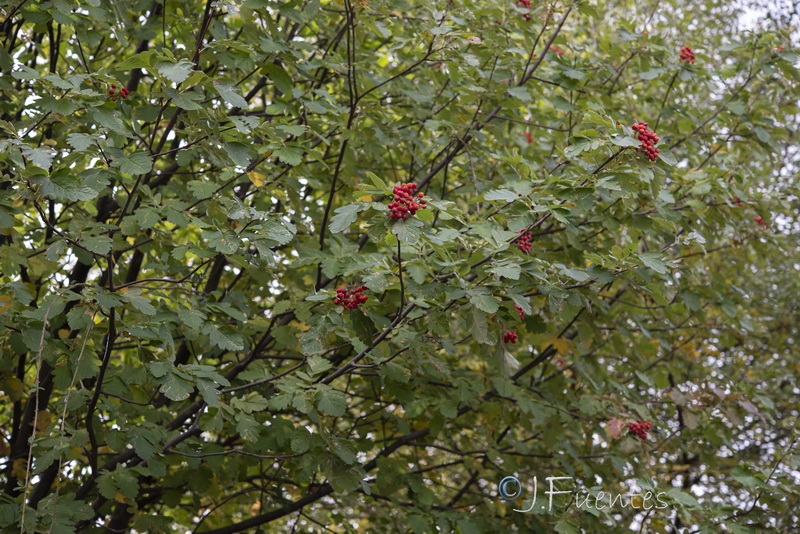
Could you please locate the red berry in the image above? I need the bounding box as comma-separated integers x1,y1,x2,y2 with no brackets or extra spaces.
503,331,518,344
388,182,428,220
628,419,653,440
516,230,533,254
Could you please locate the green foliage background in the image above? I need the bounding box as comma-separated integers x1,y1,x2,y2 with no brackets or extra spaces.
0,0,798,532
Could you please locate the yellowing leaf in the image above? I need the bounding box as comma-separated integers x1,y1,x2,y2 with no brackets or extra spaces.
606,417,626,439
5,376,23,402
11,458,27,480
542,337,571,355
0,295,11,313
248,171,267,187
35,410,53,433
358,194,372,202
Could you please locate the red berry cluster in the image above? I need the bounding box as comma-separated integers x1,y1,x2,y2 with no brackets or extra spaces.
775,45,785,52
514,305,524,319
522,132,532,144
550,46,565,56
753,216,769,230
728,196,743,207
388,182,427,220
631,121,660,161
334,285,368,310
628,419,653,440
503,331,518,344
679,46,696,64
556,356,567,369
517,0,531,21
516,230,533,253
108,84,130,102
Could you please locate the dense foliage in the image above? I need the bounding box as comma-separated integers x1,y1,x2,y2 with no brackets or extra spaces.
0,0,798,532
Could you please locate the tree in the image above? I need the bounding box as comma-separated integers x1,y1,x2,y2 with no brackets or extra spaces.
0,0,798,532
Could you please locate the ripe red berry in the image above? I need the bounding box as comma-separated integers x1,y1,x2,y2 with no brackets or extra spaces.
516,0,531,20
631,121,660,161
628,419,653,440
335,285,369,310
503,331,518,344
514,305,524,319
522,132,532,144
679,46,696,64
388,182,427,220
516,230,533,254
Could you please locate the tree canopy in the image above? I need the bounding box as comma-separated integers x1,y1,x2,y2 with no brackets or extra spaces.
0,0,798,532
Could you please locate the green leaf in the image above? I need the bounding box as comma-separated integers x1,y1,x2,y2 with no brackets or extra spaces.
274,146,304,166
115,151,153,175
215,82,248,108
639,252,668,274
666,488,700,508
224,142,254,167
318,388,346,416
22,146,55,170
207,325,245,351
157,60,194,84
726,101,746,115
329,204,363,233
658,148,678,165
392,218,424,244
469,292,499,313
230,393,269,414
264,64,293,93
82,236,113,255
124,289,156,315
491,263,521,280
159,373,194,401
167,88,204,110
130,428,159,461
484,189,518,202
97,472,117,500
610,135,641,147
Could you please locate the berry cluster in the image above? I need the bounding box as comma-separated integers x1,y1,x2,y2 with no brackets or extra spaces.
728,196,743,207
631,121,660,161
556,356,567,369
334,285,368,310
517,0,532,21
514,305,525,319
503,331,518,344
679,46,696,64
516,230,533,253
775,45,785,52
628,419,653,440
388,182,427,220
753,216,769,230
522,132,532,144
550,46,565,56
108,84,130,102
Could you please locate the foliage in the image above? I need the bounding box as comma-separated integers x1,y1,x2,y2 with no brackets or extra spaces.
0,0,798,532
